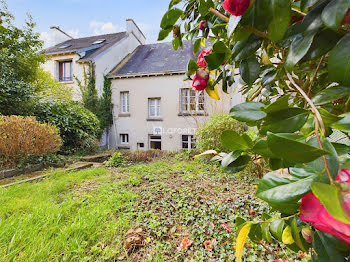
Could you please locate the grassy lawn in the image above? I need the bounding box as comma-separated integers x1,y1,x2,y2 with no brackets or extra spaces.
0,158,293,261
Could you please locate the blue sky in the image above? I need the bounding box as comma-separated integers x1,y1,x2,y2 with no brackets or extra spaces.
6,0,171,47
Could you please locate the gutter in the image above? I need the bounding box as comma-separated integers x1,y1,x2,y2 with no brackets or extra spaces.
108,70,186,79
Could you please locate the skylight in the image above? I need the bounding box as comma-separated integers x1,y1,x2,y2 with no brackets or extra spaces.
58,44,72,49
92,39,106,45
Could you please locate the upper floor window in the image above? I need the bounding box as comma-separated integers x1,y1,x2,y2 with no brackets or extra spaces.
149,98,161,118
58,61,72,82
120,92,129,114
180,88,204,114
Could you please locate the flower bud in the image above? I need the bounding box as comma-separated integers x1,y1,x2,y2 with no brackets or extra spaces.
199,20,208,31
301,227,314,243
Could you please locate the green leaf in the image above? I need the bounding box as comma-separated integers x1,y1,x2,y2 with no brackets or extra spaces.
240,57,260,86
198,0,214,16
261,108,310,134
264,95,290,113
252,140,277,158
226,155,251,173
221,130,252,151
221,151,242,168
160,8,183,29
193,38,202,54
204,41,230,70
172,37,180,50
268,0,291,42
158,28,172,41
312,86,350,105
332,142,350,156
291,218,309,252
311,182,350,224
227,16,241,38
321,0,350,31
302,29,342,61
329,33,350,86
301,0,329,32
232,35,263,61
286,30,317,72
313,230,345,262
187,59,199,76
267,133,329,163
256,169,321,213
230,102,267,123
331,112,350,133
301,0,320,11
269,219,285,240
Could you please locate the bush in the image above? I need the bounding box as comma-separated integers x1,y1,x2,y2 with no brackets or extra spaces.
106,152,124,167
31,100,101,154
196,114,246,152
123,150,170,163
0,116,61,167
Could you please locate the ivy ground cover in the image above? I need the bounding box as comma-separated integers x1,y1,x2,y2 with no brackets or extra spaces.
0,158,310,261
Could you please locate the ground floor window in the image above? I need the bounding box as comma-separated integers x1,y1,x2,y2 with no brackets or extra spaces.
120,134,129,144
149,135,161,150
182,135,195,150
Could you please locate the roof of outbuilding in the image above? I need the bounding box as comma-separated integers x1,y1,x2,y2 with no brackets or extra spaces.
111,41,196,77
45,32,127,61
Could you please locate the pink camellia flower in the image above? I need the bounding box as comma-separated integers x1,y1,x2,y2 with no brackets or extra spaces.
223,0,250,17
197,49,212,68
192,69,209,91
343,9,350,24
300,169,350,244
199,20,208,31
273,260,287,262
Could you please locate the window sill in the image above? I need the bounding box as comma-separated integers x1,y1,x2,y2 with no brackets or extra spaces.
147,118,163,121
178,112,208,116
59,81,74,84
119,113,131,117
118,145,130,149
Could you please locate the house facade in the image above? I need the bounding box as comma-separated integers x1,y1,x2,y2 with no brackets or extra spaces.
108,41,235,151
43,19,145,99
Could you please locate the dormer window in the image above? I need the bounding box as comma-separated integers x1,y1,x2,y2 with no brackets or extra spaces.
92,39,106,45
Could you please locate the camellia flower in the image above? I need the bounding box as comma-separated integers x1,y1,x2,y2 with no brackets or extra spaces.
300,169,350,244
273,260,287,262
343,9,350,24
223,0,250,17
199,20,208,31
192,69,209,91
197,49,212,68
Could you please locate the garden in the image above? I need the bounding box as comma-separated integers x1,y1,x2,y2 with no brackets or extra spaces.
1,0,350,261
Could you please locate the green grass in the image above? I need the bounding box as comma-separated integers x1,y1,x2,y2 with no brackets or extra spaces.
0,159,300,261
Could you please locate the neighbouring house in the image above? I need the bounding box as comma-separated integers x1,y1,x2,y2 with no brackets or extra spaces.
107,41,236,151
43,19,145,99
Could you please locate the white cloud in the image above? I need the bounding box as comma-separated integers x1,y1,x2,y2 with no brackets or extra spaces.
89,21,124,35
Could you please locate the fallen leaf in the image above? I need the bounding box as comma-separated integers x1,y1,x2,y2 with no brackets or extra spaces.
222,223,231,233
180,238,193,249
204,240,213,251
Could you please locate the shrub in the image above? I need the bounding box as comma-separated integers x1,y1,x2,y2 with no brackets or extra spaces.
0,116,61,167
31,100,101,154
196,114,246,152
123,150,169,163
106,152,124,167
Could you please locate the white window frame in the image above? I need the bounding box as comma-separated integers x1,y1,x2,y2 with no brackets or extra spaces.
148,98,161,118
120,134,129,145
180,88,204,114
182,135,196,150
149,135,162,149
120,92,129,114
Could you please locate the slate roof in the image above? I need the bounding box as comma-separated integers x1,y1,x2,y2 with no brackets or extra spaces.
111,41,196,77
45,32,127,61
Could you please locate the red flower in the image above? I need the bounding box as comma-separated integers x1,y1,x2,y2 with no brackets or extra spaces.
273,260,287,262
223,0,250,17
290,15,303,25
192,69,209,91
199,20,208,31
197,49,212,68
222,223,231,233
343,9,350,24
300,169,350,244
180,238,193,249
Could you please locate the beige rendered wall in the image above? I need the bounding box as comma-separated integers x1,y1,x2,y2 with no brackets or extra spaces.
42,53,89,100
110,74,233,151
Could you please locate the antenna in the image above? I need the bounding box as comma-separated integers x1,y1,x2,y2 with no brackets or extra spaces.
50,26,74,40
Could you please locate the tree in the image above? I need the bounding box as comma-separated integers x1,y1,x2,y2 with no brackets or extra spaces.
160,0,350,260
0,1,45,115
97,75,113,130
